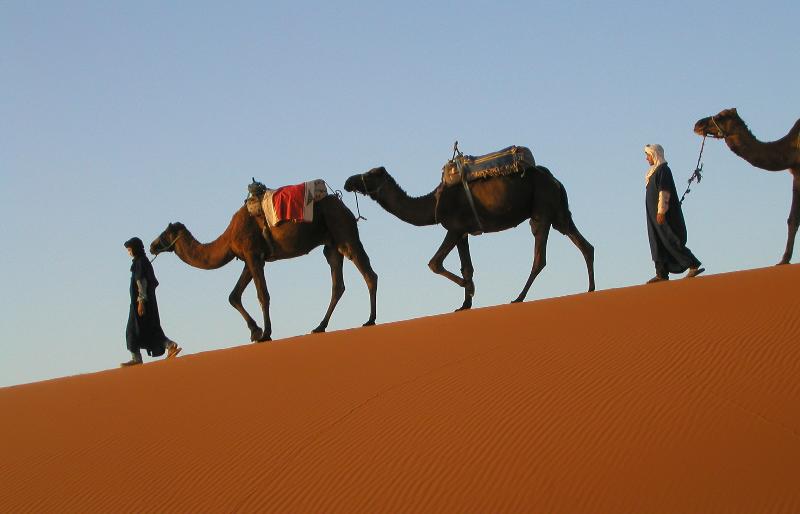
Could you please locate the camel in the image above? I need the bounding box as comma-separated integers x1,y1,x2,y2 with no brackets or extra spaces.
150,197,378,342
694,108,800,264
344,164,595,311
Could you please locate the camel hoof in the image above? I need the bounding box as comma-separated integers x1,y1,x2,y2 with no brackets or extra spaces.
362,320,376,327
776,260,790,266
511,297,524,304
250,327,264,342
311,326,326,334
254,337,272,344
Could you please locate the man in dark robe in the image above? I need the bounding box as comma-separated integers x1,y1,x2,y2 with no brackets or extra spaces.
122,237,181,366
644,144,705,283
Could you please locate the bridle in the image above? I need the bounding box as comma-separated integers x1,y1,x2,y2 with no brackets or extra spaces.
709,115,727,139
149,233,182,262
360,173,388,196
351,171,389,223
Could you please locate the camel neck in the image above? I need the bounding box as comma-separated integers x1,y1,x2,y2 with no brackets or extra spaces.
725,119,799,172
173,216,238,270
373,176,438,226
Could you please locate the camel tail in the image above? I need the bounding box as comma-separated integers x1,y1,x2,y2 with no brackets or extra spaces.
554,184,575,235
536,165,574,235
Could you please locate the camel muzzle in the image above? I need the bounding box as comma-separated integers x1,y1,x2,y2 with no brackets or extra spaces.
343,176,362,194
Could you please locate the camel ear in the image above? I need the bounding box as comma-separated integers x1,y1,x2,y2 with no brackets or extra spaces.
731,107,738,113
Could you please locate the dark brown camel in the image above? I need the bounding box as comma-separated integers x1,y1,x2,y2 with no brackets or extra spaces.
694,108,800,264
344,165,594,310
150,197,378,341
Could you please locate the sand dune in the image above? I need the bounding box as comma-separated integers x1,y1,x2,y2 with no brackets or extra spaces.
2,265,800,513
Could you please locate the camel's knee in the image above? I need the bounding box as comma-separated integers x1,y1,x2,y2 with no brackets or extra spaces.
428,258,444,274
365,271,378,291
228,291,242,307
585,242,595,261
253,288,271,307
333,283,345,299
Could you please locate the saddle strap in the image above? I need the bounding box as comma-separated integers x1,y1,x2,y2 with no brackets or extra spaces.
457,158,484,235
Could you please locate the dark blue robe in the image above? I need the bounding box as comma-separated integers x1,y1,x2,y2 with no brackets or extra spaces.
126,256,168,357
646,164,701,276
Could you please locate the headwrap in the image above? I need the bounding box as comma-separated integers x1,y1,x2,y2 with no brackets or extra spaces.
644,144,667,185
124,237,146,258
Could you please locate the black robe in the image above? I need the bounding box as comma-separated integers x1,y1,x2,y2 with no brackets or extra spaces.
645,163,701,275
126,256,168,357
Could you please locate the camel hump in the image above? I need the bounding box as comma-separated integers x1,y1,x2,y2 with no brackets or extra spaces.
442,145,535,186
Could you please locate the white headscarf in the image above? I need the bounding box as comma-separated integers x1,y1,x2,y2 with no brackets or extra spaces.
644,144,667,185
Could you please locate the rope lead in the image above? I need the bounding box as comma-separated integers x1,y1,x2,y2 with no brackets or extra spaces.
353,191,367,222
680,135,707,204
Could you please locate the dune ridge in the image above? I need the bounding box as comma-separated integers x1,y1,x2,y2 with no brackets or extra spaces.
2,265,799,513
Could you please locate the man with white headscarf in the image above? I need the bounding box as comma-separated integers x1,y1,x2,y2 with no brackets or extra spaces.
644,144,704,283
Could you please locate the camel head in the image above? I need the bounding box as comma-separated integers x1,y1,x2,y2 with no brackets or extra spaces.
344,167,389,198
694,108,741,139
150,222,186,255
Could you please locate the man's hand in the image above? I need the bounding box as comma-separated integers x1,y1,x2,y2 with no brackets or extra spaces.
656,212,666,225
137,300,146,317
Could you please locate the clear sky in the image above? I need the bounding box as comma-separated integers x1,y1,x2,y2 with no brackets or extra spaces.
2,1,798,387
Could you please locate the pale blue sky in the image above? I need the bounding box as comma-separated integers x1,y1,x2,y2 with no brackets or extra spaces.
2,1,798,387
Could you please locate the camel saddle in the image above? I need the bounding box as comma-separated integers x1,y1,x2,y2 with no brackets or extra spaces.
246,179,327,227
441,145,535,187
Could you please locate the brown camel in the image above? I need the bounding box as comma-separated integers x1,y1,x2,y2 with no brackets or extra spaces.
150,197,378,342
344,164,595,311
694,108,800,264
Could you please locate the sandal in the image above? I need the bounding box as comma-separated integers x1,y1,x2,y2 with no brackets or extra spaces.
166,342,182,359
685,267,705,279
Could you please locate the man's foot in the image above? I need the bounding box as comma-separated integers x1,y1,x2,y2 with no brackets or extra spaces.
685,267,705,279
120,357,143,367
166,342,182,359
646,275,669,284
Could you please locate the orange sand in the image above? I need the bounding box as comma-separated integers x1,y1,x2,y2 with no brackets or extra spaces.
2,265,799,513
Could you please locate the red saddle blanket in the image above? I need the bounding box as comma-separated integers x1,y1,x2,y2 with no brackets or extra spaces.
261,179,327,227
271,183,306,223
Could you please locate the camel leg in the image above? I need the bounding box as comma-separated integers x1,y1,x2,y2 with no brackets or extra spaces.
228,265,264,342
429,230,472,309
320,203,378,327
245,257,272,341
342,241,378,327
513,219,551,303
455,236,475,311
566,218,596,291
313,245,346,333
778,170,800,265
